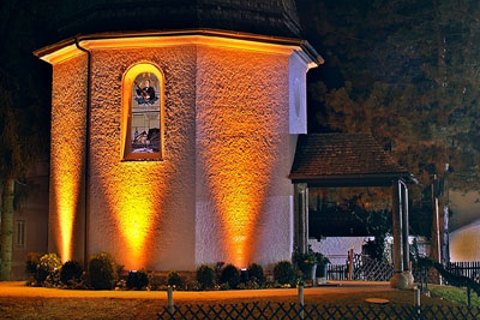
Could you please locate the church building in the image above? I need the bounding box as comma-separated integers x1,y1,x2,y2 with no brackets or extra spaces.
34,0,323,271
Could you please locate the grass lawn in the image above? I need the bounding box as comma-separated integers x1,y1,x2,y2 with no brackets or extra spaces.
430,284,480,307
0,282,454,320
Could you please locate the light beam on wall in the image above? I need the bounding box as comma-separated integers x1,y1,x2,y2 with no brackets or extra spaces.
51,57,88,263
52,165,80,263
95,62,169,270
198,48,286,267
102,164,163,269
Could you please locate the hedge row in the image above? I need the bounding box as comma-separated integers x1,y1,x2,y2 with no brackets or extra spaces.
26,253,300,291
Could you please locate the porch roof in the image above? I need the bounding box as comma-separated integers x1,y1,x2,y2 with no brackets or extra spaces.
289,133,412,187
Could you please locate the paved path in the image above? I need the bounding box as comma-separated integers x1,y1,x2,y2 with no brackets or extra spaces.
0,281,393,301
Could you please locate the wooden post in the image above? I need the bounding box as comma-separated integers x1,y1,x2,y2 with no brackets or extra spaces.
347,249,354,281
167,286,174,314
392,180,404,274
401,181,410,272
294,183,309,253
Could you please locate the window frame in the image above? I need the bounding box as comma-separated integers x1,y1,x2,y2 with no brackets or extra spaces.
121,62,165,161
16,219,26,247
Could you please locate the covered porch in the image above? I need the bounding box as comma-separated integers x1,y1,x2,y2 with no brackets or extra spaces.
289,133,416,288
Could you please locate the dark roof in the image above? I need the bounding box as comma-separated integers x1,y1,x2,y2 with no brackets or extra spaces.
289,133,411,187
55,0,302,41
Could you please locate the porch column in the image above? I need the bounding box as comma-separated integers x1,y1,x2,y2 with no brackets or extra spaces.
401,180,414,284
390,179,408,288
392,179,403,273
294,183,308,253
401,181,410,271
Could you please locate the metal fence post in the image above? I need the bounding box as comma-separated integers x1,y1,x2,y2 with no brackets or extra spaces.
298,285,304,320
467,285,471,308
167,286,174,314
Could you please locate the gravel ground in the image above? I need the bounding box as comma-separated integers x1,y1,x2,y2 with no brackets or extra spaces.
0,281,450,319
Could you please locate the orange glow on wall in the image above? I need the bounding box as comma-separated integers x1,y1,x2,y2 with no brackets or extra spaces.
50,56,87,263
450,225,480,262
45,34,303,270
52,169,80,263
198,47,287,267
99,162,167,269
91,62,169,270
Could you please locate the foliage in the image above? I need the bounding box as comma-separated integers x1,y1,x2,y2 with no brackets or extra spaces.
214,262,225,281
293,246,317,266
430,285,480,308
245,279,261,290
363,238,387,262
219,264,240,289
88,252,118,290
298,0,480,243
166,270,184,288
60,260,83,285
183,279,201,291
35,253,62,284
314,252,330,268
293,246,317,280
196,264,216,289
416,256,480,297
273,260,295,286
126,269,149,290
0,0,52,281
25,252,43,280
247,263,265,285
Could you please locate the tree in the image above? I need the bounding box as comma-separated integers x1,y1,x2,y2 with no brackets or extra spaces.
0,1,52,280
298,0,480,262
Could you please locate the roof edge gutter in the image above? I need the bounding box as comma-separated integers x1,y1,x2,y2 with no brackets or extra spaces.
34,28,323,65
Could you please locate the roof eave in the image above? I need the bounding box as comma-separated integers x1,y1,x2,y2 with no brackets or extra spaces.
34,28,324,66
289,172,414,187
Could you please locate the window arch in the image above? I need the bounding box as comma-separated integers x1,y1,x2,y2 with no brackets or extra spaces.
121,63,164,160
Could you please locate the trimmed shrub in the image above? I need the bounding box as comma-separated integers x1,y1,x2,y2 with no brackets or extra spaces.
60,260,84,285
126,269,149,290
25,252,43,281
214,262,225,281
88,252,118,290
166,270,184,288
247,263,265,285
246,279,260,290
273,260,295,285
196,264,215,289
220,264,240,289
36,253,62,284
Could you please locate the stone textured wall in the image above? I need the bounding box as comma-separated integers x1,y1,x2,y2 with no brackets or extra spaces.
49,55,88,263
49,39,307,271
288,53,308,134
88,46,197,271
195,46,294,268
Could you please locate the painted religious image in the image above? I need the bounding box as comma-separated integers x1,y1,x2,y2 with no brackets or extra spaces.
131,72,161,153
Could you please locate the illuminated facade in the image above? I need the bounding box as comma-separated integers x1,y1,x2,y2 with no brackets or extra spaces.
36,1,322,271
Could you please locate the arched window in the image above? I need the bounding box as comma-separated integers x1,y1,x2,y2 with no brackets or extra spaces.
121,63,164,160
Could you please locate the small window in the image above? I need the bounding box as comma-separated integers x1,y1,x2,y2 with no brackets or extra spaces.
16,220,25,247
122,63,164,160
